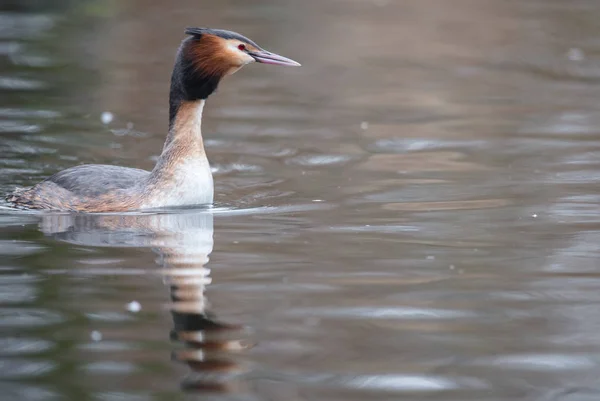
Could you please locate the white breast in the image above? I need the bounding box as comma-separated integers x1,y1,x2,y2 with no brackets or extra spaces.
141,158,214,209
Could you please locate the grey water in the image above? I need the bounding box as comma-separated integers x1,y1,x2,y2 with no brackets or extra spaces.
2,0,600,400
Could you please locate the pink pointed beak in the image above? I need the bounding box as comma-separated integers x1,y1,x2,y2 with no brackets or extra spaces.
249,49,301,67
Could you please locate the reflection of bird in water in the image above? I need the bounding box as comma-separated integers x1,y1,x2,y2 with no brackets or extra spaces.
38,210,253,394
7,27,300,212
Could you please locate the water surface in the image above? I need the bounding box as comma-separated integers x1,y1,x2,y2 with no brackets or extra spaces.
2,1,600,400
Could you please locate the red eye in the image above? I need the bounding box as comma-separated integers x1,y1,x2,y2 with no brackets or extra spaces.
238,44,246,51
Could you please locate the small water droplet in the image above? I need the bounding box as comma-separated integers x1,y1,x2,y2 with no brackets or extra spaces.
532,214,538,218
567,48,584,62
360,121,369,130
449,265,455,270
126,301,141,313
101,112,113,124
90,331,102,342
426,255,435,260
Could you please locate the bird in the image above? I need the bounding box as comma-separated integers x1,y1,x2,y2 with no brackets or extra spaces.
6,27,300,212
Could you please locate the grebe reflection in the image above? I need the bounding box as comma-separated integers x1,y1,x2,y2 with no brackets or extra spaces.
38,210,252,393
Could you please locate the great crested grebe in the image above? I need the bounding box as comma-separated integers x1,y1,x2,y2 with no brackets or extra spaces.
6,27,300,212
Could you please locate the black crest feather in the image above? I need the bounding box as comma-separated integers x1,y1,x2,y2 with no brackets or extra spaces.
184,27,260,48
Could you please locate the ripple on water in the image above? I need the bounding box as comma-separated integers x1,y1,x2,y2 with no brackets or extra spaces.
1,383,58,401
0,120,42,133
0,359,55,378
0,284,37,304
84,361,137,374
0,337,54,355
47,267,148,276
473,353,598,372
217,104,310,120
0,214,41,227
359,152,484,173
381,198,512,212
93,392,152,401
211,163,263,174
519,111,600,136
0,13,55,39
2,139,56,155
324,224,420,233
289,306,476,320
78,341,141,353
549,195,600,222
205,138,298,157
0,108,60,119
0,76,46,91
367,138,489,153
0,42,19,55
85,311,136,323
286,154,357,167
0,240,46,256
0,271,42,284
284,372,489,395
344,374,485,392
0,308,65,327
9,52,55,68
554,170,600,184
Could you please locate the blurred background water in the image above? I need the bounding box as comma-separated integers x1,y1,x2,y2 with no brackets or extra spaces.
2,0,600,400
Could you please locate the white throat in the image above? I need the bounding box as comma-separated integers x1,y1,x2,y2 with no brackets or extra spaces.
190,99,205,137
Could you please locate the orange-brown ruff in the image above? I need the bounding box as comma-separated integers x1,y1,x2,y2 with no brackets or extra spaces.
6,27,300,212
189,34,262,78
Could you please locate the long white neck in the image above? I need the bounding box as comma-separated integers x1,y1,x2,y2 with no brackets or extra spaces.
142,100,214,209
163,99,206,149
